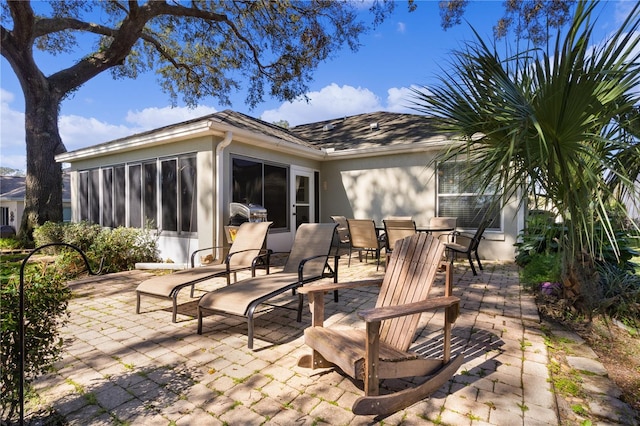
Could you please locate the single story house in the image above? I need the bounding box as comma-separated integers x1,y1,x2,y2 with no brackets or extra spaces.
55,110,525,265
0,173,72,234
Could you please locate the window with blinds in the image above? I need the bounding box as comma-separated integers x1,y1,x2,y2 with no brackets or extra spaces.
437,161,500,230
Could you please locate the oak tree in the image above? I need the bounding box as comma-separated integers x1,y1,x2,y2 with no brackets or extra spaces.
1,0,399,238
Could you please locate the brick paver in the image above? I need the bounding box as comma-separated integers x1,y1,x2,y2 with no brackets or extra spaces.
25,256,589,424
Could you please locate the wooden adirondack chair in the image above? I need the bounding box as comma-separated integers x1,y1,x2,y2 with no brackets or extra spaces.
297,233,463,416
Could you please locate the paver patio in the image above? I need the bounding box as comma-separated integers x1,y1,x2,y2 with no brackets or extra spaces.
27,255,630,425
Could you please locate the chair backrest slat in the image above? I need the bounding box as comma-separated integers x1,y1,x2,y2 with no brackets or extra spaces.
227,222,273,266
376,233,445,351
282,223,337,276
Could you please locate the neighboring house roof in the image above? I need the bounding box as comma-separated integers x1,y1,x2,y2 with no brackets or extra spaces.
56,110,451,164
0,174,71,202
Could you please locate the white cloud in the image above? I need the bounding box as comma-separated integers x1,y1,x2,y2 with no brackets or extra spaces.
614,1,636,26
0,95,220,170
386,85,421,112
0,88,26,150
59,115,140,151
261,83,428,126
125,105,218,128
260,83,383,126
397,22,406,33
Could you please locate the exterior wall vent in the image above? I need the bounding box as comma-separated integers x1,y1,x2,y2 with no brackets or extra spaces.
370,122,379,131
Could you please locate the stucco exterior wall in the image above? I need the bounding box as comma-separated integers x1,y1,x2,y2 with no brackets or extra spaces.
319,151,522,261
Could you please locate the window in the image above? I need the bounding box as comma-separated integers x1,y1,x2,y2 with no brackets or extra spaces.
78,170,100,223
102,168,113,227
437,161,500,229
114,166,126,226
128,164,142,228
0,207,9,226
161,159,177,231
232,157,288,229
143,162,157,227
77,154,197,234
180,157,197,233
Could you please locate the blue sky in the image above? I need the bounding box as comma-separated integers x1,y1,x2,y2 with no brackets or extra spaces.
0,1,633,171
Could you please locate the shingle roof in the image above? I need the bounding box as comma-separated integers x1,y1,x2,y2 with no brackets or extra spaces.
0,174,71,201
290,111,443,150
212,110,317,149
57,110,446,162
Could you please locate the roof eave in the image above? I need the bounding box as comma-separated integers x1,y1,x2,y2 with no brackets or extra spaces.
207,123,326,160
55,120,215,164
322,137,455,159
56,119,326,164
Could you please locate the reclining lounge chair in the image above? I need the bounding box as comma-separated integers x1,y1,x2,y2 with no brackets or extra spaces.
197,222,337,350
136,221,273,322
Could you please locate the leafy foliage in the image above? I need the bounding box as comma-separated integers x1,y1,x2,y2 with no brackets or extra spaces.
90,226,160,273
33,221,160,273
1,261,72,422
594,262,640,327
520,253,562,290
515,212,563,266
412,1,640,306
439,0,575,45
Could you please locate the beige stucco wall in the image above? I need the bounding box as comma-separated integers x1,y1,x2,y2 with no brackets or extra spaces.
319,150,522,261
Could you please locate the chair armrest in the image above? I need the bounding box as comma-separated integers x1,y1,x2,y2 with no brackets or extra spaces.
224,248,269,264
190,246,224,267
297,254,336,282
251,249,272,273
358,296,460,323
298,278,383,295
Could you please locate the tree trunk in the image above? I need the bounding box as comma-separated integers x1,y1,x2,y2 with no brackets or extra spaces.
19,86,66,240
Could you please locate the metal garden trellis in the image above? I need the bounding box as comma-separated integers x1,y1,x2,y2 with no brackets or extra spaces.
18,243,103,425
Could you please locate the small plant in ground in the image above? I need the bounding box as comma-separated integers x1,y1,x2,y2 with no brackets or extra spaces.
91,226,160,273
466,411,482,421
572,404,588,416
519,252,562,292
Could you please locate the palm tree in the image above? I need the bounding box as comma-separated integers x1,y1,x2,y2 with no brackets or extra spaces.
412,0,640,305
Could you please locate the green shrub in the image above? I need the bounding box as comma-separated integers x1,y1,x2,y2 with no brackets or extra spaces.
520,252,562,290
595,262,640,327
62,221,102,254
515,213,564,267
0,238,22,250
32,221,160,273
1,262,72,422
90,226,160,273
32,222,65,253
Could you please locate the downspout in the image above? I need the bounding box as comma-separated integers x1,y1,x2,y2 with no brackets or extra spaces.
215,131,233,260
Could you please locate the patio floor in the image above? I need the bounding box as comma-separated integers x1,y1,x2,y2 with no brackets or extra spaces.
28,255,632,425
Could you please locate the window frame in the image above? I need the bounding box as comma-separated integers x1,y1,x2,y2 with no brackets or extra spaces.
436,160,501,231
76,153,197,235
